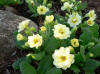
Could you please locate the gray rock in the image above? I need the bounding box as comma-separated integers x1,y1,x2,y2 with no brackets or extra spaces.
0,10,38,61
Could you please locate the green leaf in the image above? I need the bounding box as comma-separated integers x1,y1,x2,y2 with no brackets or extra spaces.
12,57,28,70
90,43,100,57
46,67,62,74
80,24,99,45
77,2,87,10
80,46,86,62
44,36,60,53
89,24,99,38
70,65,80,74
83,59,100,73
37,55,53,74
75,52,85,63
20,61,37,74
27,52,45,61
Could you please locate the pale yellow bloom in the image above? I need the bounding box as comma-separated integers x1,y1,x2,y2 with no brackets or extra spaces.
68,13,81,27
37,5,49,15
53,24,71,39
18,20,30,32
40,26,46,32
71,38,79,47
28,34,42,48
45,15,54,23
52,47,75,70
61,2,73,10
87,18,94,26
17,33,24,41
88,10,96,20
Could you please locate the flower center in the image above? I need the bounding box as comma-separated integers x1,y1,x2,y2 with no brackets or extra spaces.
72,18,77,23
60,56,67,62
87,20,92,24
33,39,39,44
90,13,93,17
59,29,65,34
40,8,44,12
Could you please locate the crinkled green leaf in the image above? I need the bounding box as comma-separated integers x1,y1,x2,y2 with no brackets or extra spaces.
90,43,100,57
37,55,53,74
77,2,87,10
20,61,37,74
44,36,60,53
12,57,31,70
70,65,80,74
80,24,99,45
83,59,100,73
46,67,62,74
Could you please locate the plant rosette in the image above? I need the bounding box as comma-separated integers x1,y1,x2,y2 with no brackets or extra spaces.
13,0,100,74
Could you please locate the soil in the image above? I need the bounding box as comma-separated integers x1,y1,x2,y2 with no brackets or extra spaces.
0,0,100,74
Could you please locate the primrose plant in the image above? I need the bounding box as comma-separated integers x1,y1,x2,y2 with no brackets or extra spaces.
25,0,52,17
13,0,100,74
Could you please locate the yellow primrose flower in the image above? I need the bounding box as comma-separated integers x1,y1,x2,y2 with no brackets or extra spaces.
87,18,94,26
40,26,46,32
52,47,75,70
18,20,30,32
61,2,73,10
53,24,71,39
17,33,24,41
68,13,81,27
45,15,54,23
28,34,42,48
71,38,79,47
37,5,49,15
88,10,96,20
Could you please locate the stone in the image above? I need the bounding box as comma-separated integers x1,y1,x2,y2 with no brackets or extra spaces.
0,10,38,61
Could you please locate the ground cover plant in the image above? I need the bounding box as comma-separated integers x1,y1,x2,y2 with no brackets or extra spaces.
0,0,22,5
8,0,100,74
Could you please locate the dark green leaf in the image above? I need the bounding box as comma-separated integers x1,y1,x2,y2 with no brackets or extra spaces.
20,61,37,74
70,65,80,74
37,55,53,74
44,37,60,53
83,59,100,73
12,57,32,70
90,43,100,57
46,67,62,74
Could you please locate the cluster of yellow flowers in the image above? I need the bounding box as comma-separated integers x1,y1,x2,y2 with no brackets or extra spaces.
16,13,81,70
87,10,96,26
16,0,97,71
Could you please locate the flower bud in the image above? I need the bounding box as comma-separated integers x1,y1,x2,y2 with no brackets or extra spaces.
30,27,36,32
17,33,24,41
89,53,94,57
25,42,29,47
40,26,46,32
88,42,95,48
68,46,75,53
47,3,52,8
71,38,79,47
